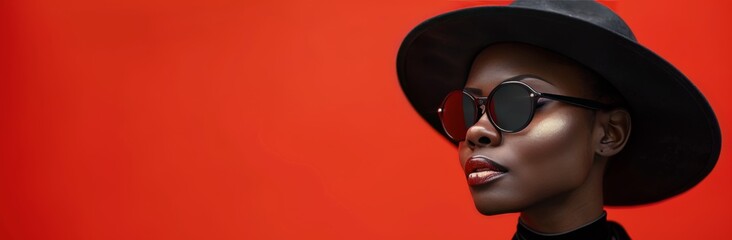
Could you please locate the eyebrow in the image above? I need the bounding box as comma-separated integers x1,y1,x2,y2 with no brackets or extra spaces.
505,74,555,86
463,74,555,95
464,87,483,95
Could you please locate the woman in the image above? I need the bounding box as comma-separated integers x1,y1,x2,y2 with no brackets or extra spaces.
396,1,721,239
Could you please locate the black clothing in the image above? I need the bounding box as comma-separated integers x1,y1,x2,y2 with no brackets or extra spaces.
512,212,630,240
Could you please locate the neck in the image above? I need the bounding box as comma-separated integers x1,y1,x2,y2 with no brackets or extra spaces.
518,157,606,234
515,212,610,240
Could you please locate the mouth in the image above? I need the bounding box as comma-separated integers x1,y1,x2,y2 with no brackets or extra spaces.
464,155,508,187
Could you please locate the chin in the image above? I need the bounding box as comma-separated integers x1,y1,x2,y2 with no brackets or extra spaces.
473,199,519,216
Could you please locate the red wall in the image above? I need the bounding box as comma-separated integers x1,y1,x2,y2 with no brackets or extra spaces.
1,0,730,239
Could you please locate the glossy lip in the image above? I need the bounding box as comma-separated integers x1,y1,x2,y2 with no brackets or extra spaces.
464,155,509,187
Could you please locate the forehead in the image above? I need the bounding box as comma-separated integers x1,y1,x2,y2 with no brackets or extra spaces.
465,43,595,97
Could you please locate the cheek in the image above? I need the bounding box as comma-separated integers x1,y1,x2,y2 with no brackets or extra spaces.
525,109,594,154
511,110,595,193
524,113,571,142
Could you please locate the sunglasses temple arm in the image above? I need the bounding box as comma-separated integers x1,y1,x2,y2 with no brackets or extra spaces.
540,93,611,110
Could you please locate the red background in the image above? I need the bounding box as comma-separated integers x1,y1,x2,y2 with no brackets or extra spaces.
1,0,731,239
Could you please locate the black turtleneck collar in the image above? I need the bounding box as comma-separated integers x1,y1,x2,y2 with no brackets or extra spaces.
512,212,630,240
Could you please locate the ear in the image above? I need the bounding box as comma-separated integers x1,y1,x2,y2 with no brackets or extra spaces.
594,109,631,157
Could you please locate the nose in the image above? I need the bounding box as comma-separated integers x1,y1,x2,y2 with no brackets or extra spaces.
465,113,501,149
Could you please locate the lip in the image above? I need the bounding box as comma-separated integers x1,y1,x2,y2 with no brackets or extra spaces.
464,155,508,186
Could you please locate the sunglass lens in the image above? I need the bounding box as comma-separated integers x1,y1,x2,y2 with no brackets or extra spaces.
489,84,533,132
440,91,477,140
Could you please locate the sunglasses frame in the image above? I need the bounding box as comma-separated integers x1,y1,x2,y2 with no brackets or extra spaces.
438,80,611,141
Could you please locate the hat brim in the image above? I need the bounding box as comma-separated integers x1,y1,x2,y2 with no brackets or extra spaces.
396,6,721,206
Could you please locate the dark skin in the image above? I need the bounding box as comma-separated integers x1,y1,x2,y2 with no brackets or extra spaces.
458,43,631,233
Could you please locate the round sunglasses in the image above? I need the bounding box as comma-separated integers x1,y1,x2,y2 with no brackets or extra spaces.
438,80,611,141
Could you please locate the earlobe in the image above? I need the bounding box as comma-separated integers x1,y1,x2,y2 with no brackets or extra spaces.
595,109,631,157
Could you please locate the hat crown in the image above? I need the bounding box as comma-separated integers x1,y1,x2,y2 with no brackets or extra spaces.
511,0,637,41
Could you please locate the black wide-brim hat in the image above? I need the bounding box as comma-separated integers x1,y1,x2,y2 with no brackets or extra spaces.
396,0,721,206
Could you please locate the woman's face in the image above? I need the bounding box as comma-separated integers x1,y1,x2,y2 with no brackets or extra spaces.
458,43,603,215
